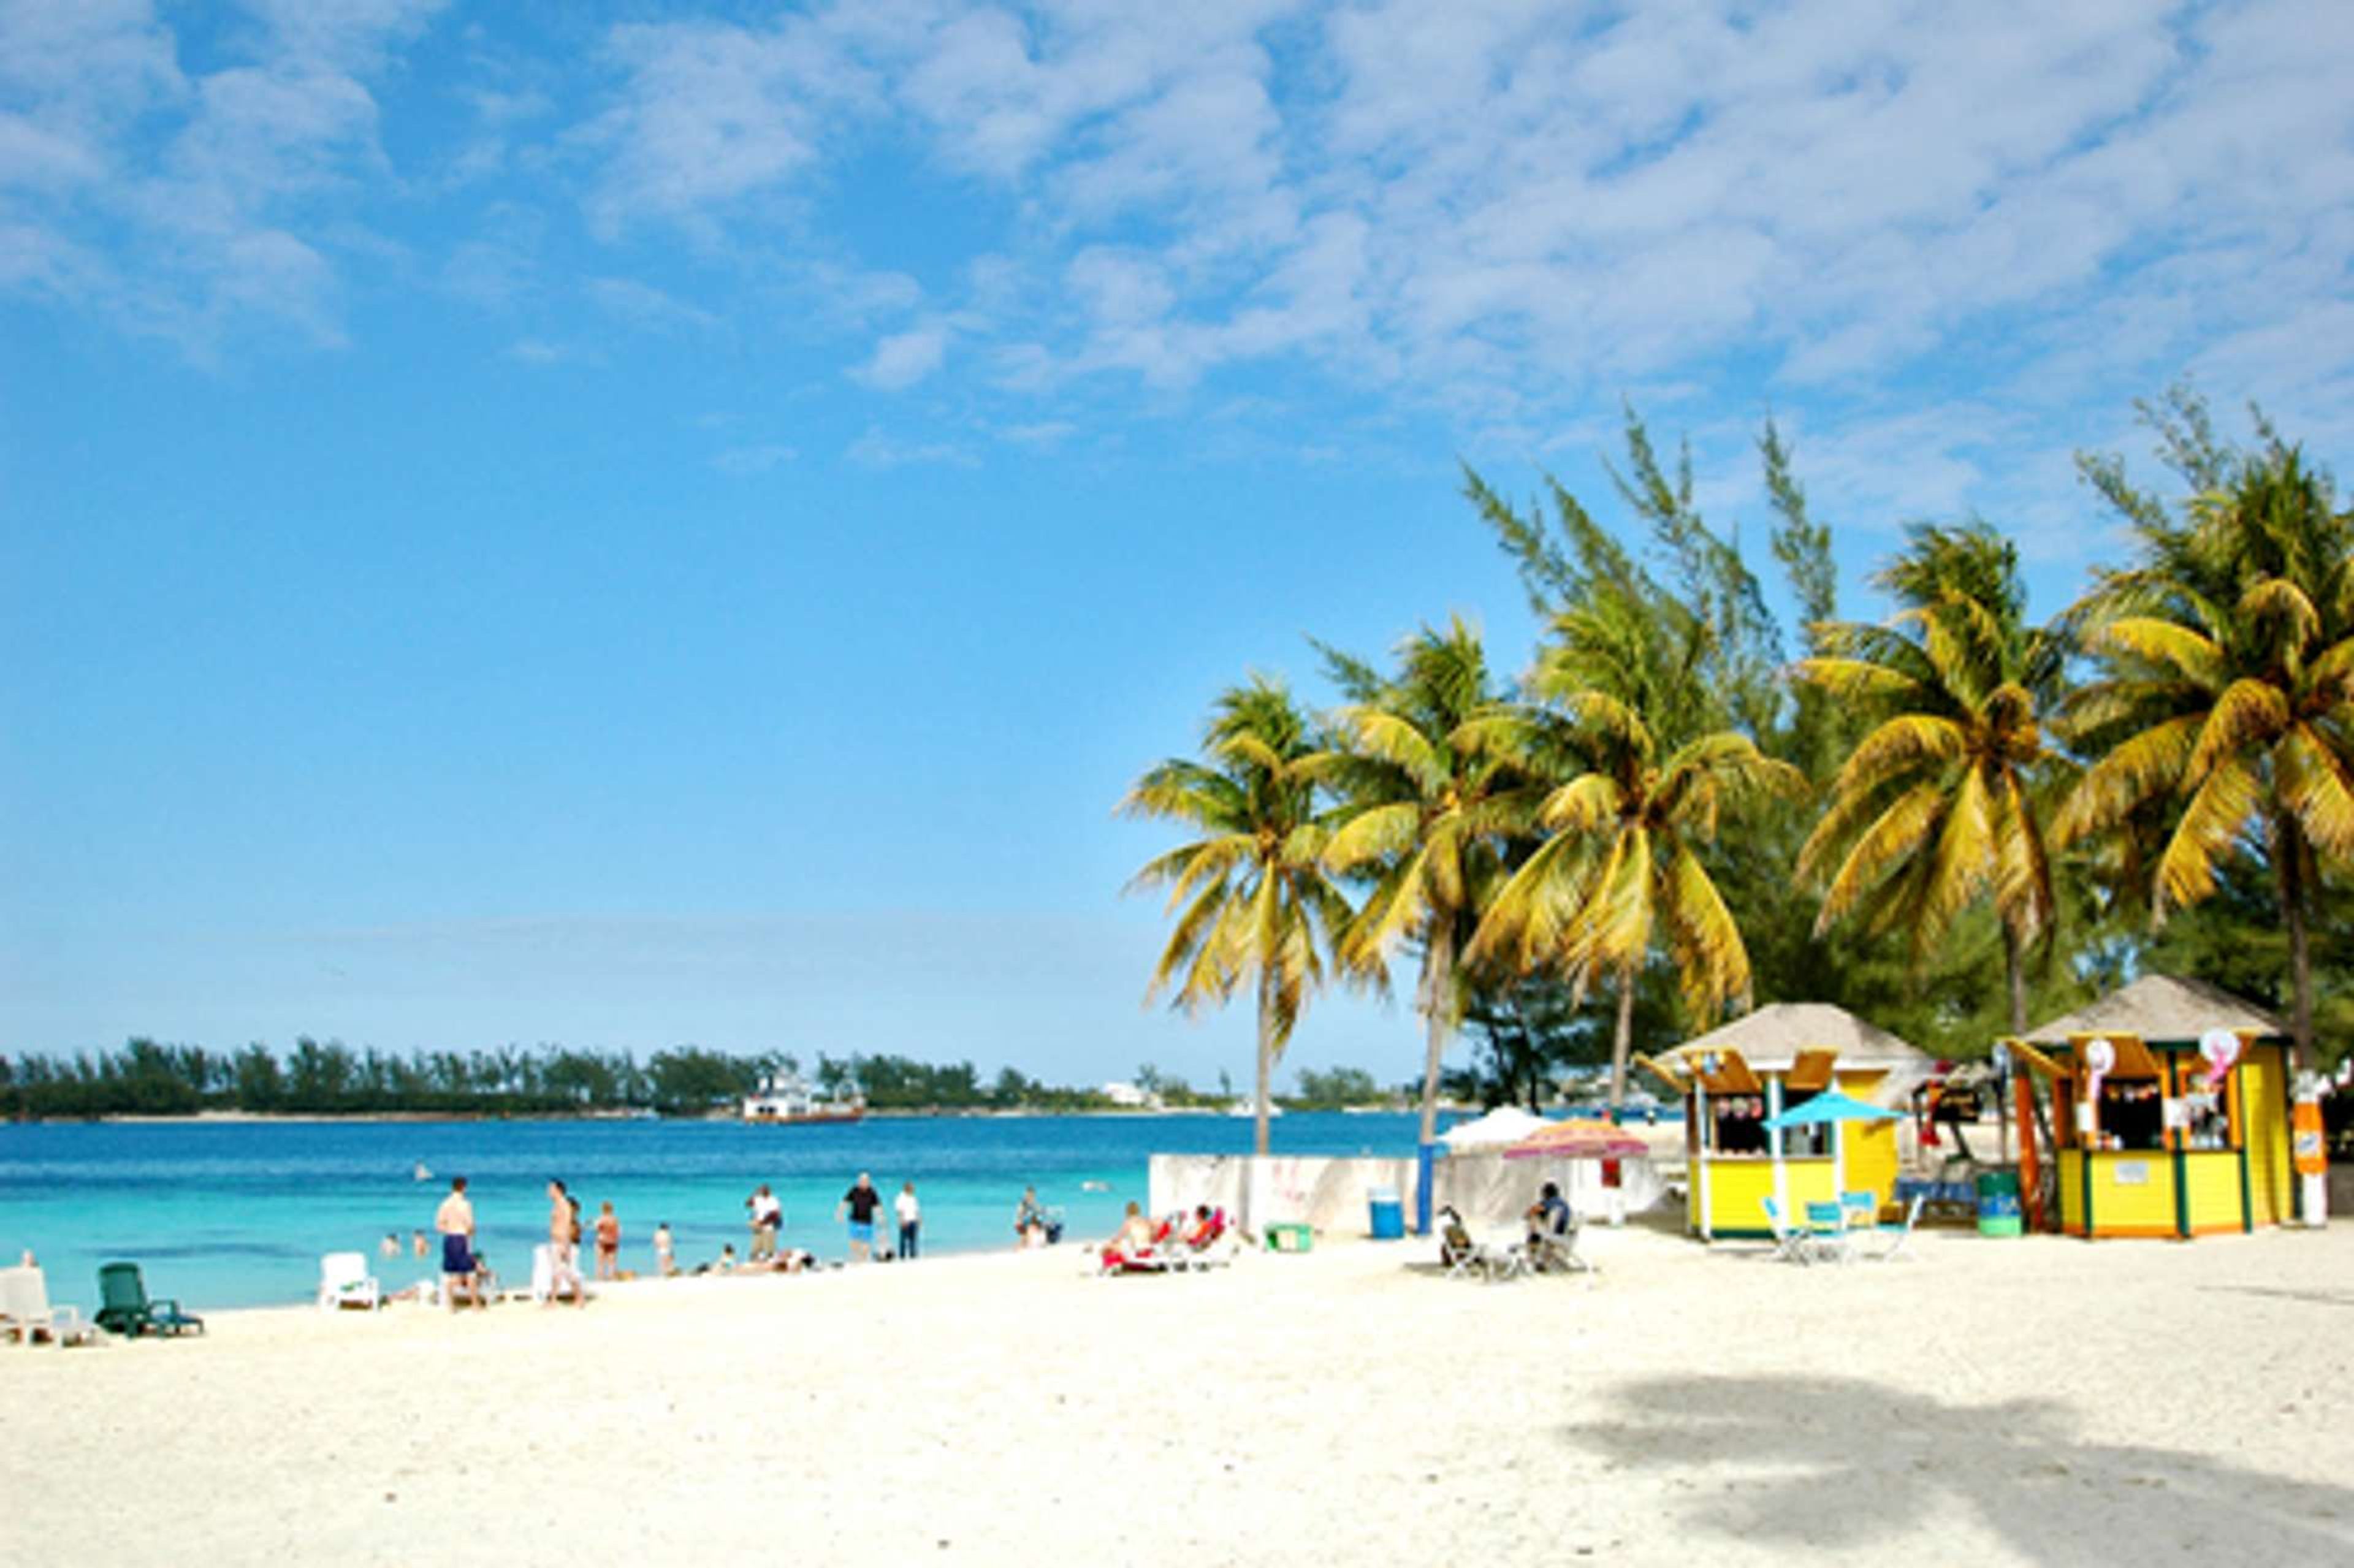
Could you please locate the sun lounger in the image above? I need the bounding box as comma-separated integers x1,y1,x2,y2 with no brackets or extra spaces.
94,1262,204,1338
0,1265,99,1346
316,1251,382,1311
1095,1241,1170,1276
1438,1209,1501,1281
1526,1203,1595,1277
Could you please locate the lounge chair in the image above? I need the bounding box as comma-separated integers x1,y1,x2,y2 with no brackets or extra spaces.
1525,1204,1595,1277
1095,1239,1169,1276
0,1265,99,1346
1438,1208,1488,1280
1168,1211,1240,1271
94,1262,204,1337
1863,1194,1925,1262
316,1251,382,1312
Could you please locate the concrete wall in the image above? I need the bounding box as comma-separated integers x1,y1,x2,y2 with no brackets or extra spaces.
1149,1150,1668,1236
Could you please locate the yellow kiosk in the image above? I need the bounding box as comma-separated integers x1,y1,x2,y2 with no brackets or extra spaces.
1640,1003,1933,1241
2007,975,2296,1239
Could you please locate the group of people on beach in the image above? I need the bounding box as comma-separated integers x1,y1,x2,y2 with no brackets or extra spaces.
401,1172,1087,1305
419,1174,635,1310
748,1171,923,1266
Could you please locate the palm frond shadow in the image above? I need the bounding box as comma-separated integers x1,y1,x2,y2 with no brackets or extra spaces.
1563,1373,2353,1558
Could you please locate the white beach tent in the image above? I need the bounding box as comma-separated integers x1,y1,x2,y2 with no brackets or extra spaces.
1439,1106,1552,1149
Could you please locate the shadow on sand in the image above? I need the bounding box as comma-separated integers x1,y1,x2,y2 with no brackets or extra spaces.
1563,1372,2353,1559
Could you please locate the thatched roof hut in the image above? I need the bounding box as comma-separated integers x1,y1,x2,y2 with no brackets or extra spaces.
1663,1002,1932,1073
2021,973,2285,1046
1646,1003,1937,1103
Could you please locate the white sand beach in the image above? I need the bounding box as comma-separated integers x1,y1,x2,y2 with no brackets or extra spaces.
5,1222,2351,1567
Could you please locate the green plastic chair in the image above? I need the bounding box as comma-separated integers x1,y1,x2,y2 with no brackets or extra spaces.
94,1262,205,1338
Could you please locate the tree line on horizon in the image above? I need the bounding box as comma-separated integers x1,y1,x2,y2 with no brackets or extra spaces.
1124,386,2354,1155
0,1038,1414,1121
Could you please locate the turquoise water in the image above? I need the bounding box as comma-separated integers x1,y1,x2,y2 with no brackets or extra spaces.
0,1111,1447,1312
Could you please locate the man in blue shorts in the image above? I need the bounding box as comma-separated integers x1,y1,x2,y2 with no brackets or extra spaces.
434,1176,480,1310
837,1172,883,1262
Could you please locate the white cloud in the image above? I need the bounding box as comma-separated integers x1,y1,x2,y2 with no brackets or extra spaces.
711,441,796,475
851,323,949,390
0,0,451,354
503,337,573,365
585,274,718,330
998,419,1075,447
845,424,977,468
581,12,870,237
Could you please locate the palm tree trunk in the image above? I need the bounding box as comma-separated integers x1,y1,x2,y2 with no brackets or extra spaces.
1998,920,2028,1166
1414,922,1457,1151
2274,813,2315,1072
2001,921,2028,1037
1254,963,1276,1159
1607,965,1637,1109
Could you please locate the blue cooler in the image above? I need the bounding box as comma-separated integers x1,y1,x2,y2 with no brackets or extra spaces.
1366,1187,1404,1240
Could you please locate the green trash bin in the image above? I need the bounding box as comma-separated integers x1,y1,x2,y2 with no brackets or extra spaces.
1975,1170,2022,1237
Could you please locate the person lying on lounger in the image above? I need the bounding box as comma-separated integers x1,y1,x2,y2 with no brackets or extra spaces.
1101,1201,1159,1268
1438,1207,1476,1269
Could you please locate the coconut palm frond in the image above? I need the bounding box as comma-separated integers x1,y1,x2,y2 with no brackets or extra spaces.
1815,780,1948,932
2276,721,2354,860
1322,800,1422,872
2183,677,2291,789
2054,714,2201,844
1662,844,1749,1026
1792,656,1927,706
1330,706,1444,793
2098,616,2225,686
2154,757,2261,916
1833,712,1967,795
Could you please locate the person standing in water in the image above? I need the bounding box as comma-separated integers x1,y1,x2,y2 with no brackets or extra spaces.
894,1181,921,1261
546,1179,587,1307
837,1172,883,1262
433,1177,479,1311
593,1200,622,1281
745,1184,782,1262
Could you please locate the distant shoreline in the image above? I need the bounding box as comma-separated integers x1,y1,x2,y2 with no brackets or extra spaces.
61,1105,1419,1127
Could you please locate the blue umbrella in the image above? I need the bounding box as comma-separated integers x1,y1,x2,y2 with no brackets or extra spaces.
1761,1089,1904,1130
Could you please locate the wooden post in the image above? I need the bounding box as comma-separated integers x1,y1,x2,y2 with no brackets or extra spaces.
2014,1070,2042,1231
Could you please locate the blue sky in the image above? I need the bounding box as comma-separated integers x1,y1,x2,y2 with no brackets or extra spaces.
4,1,2352,1087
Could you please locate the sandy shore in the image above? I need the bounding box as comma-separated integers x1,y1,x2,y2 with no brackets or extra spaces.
5,1220,2351,1566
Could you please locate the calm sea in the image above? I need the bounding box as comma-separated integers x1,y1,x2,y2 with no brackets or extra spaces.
0,1111,1448,1313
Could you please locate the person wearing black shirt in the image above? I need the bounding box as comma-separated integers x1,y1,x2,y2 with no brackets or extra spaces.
837,1171,883,1262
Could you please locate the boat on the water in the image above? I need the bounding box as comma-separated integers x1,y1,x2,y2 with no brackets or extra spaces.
741,1073,865,1125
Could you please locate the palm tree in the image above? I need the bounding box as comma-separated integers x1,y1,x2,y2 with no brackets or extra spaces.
1317,620,1531,1162
1472,585,1802,1105
1122,677,1357,1155
1795,523,2067,1034
2059,448,2354,1068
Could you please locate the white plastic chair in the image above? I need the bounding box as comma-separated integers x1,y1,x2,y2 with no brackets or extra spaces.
316,1252,381,1311
1,1265,98,1344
